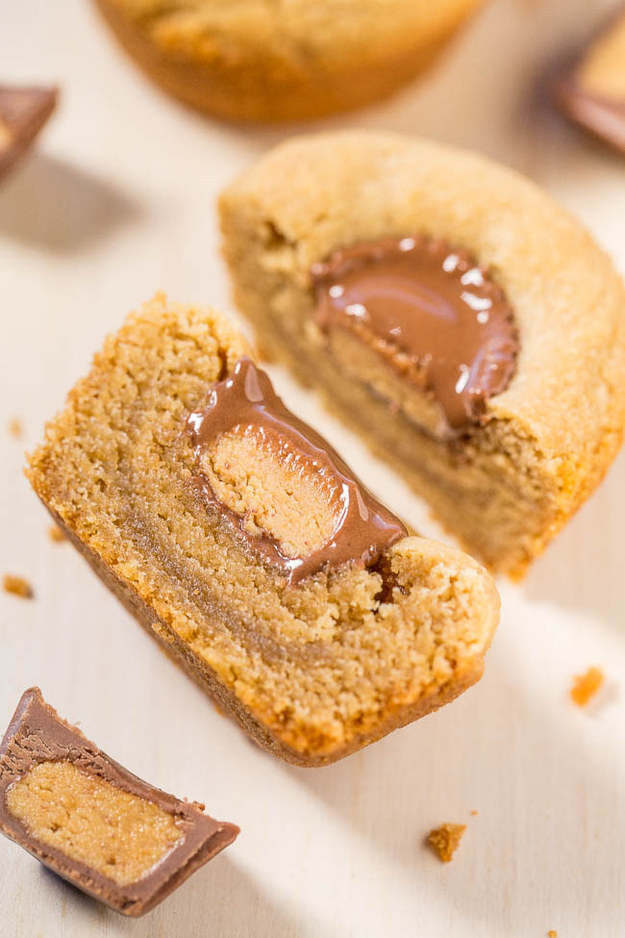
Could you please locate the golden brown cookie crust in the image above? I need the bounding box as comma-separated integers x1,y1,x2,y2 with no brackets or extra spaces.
92,0,484,122
219,130,625,574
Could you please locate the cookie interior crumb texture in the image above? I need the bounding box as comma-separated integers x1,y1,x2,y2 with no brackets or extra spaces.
3,574,33,599
27,294,500,766
426,822,466,862
570,666,604,707
92,0,485,122
219,131,625,576
6,761,183,886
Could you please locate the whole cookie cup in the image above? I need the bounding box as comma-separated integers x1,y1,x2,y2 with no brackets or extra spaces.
92,0,485,122
220,130,625,575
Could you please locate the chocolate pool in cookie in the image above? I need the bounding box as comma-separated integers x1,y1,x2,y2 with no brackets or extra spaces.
312,236,518,438
219,130,625,576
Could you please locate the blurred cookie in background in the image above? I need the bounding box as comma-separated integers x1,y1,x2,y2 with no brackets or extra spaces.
92,0,486,122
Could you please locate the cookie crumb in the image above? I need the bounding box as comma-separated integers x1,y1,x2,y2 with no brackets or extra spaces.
48,525,66,544
8,417,23,439
570,667,604,707
3,574,34,599
470,810,478,816
426,823,466,862
547,931,558,937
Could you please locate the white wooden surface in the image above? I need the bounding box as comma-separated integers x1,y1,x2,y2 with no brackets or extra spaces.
2,1,625,935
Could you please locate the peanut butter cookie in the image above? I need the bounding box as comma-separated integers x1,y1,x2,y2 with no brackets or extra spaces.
27,295,499,766
219,130,625,576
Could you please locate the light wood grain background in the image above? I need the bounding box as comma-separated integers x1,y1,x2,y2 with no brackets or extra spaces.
1,1,624,936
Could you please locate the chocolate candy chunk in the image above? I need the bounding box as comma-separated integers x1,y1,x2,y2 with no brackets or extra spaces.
312,236,518,436
555,10,625,156
0,688,239,917
0,86,58,182
187,356,407,583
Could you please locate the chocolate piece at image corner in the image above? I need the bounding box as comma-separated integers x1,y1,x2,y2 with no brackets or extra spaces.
186,356,407,583
554,9,625,156
0,85,58,181
556,75,625,156
311,235,519,436
0,688,239,917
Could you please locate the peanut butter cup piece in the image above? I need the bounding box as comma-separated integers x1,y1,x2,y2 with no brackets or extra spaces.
219,130,625,576
0,86,57,182
27,295,499,766
554,8,625,156
0,688,238,916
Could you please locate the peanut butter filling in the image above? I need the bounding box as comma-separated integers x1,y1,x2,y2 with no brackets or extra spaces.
6,761,183,886
187,357,407,583
199,426,343,560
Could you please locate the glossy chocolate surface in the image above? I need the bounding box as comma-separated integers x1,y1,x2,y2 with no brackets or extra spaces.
187,358,407,583
312,236,518,435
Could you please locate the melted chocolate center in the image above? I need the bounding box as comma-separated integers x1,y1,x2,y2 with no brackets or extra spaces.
186,358,407,584
311,236,519,434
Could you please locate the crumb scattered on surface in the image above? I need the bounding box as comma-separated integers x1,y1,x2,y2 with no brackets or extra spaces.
3,574,34,599
547,930,558,937
570,666,604,707
470,810,478,816
48,525,66,543
8,417,23,439
426,823,466,863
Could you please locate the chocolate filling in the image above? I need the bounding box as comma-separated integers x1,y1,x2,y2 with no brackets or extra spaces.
186,358,407,584
311,236,518,436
